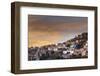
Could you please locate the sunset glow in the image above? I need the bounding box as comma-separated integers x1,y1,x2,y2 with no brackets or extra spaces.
28,15,87,47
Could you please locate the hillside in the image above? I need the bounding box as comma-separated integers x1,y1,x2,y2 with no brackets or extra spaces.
28,32,88,60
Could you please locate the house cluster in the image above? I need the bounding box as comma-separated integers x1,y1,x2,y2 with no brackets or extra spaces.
28,32,88,60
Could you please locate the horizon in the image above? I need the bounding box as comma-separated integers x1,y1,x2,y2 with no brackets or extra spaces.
28,32,87,48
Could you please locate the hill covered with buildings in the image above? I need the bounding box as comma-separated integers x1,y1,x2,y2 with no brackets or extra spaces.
28,32,88,60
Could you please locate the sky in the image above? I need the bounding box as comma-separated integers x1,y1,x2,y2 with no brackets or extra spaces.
28,15,87,47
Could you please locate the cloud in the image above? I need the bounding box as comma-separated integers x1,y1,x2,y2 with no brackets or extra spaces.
28,15,88,47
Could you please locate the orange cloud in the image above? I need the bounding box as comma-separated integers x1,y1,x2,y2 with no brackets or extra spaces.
28,31,62,47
